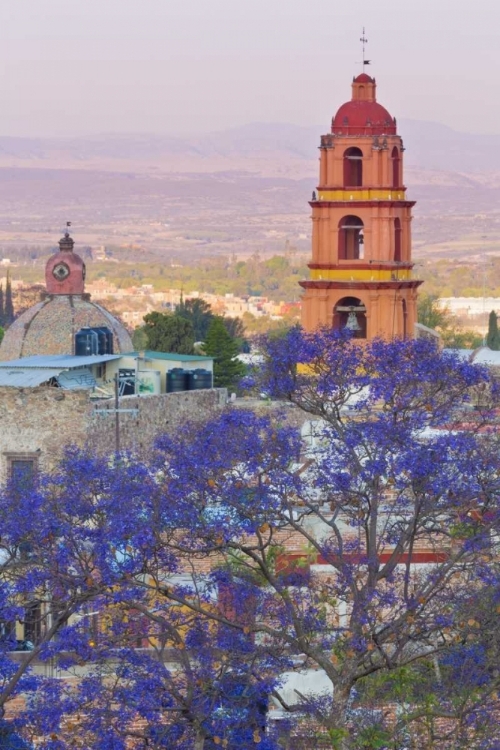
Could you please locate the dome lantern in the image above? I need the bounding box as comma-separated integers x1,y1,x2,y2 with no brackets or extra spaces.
0,228,133,360
45,227,86,296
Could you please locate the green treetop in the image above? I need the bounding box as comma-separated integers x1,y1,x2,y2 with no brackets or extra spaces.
203,316,246,389
487,310,500,351
418,293,482,349
175,298,214,341
4,272,14,325
143,312,195,354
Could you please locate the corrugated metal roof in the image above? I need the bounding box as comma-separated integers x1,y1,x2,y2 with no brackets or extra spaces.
0,354,121,369
0,368,64,387
122,350,213,362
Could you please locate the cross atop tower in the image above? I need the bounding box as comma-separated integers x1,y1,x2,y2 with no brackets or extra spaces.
360,27,371,69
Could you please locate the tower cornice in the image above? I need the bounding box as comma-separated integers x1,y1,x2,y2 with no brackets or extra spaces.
310,200,416,209
314,188,408,199
299,279,423,291
308,262,414,271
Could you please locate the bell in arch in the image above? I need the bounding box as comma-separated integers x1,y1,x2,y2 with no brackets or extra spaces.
344,309,361,331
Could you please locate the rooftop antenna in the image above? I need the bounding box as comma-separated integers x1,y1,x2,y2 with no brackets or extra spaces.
359,28,371,71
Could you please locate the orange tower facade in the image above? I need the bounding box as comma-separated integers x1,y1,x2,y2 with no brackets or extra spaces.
300,74,422,339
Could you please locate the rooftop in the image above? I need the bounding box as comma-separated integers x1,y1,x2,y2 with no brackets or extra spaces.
0,351,215,389
471,347,500,365
0,351,213,370
0,354,122,369
124,350,213,362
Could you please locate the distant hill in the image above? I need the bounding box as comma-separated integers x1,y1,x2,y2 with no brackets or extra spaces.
1,120,500,263
1,120,500,176
401,120,500,173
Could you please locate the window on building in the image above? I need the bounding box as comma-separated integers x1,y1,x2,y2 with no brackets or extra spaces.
23,601,42,647
402,299,408,339
0,619,15,647
343,147,363,187
391,146,401,188
338,216,364,260
5,453,38,489
394,218,402,262
333,297,367,339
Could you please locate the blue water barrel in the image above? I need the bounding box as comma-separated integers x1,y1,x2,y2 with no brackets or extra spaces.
167,368,189,393
187,369,213,390
92,327,108,355
75,328,99,356
90,326,114,355
96,326,113,354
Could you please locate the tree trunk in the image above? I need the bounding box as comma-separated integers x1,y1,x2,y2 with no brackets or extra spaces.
194,731,205,750
326,687,352,750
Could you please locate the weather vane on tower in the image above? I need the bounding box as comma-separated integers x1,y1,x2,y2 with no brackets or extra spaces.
360,28,371,70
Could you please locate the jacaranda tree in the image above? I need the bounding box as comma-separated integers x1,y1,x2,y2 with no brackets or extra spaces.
3,330,500,749
147,331,500,749
1,450,283,750
0,453,183,748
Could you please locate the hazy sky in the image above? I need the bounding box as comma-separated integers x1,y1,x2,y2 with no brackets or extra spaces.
1,0,499,137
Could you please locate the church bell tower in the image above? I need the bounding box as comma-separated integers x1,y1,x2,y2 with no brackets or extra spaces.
300,73,422,339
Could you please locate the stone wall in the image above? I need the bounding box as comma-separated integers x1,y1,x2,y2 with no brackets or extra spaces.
0,386,227,481
0,386,91,480
87,388,227,456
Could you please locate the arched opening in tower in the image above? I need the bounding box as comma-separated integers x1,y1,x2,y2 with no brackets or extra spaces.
402,298,408,339
391,146,400,188
343,147,363,187
338,216,364,260
394,218,402,261
333,297,367,339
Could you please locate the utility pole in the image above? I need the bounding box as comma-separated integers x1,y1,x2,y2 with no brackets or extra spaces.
93,375,138,452
114,373,120,453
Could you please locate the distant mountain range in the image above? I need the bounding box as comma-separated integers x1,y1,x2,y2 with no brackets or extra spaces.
1,119,500,263
0,119,499,176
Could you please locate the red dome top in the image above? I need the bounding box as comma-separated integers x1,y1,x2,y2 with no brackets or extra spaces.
332,100,396,136
353,73,374,83
331,75,396,136
45,233,86,295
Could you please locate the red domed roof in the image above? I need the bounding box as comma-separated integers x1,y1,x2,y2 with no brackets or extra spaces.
331,74,397,136
332,99,396,136
353,73,374,83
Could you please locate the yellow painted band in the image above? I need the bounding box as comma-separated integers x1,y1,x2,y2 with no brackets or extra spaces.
310,268,412,281
317,189,406,202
